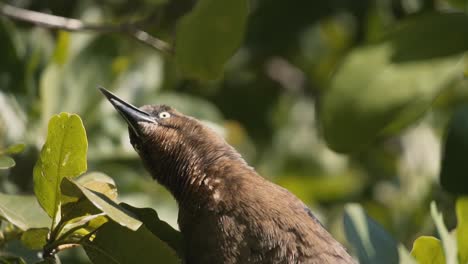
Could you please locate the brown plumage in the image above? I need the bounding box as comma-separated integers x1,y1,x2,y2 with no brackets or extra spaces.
100,87,356,264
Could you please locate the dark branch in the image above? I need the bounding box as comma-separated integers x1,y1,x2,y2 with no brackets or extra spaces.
0,3,172,54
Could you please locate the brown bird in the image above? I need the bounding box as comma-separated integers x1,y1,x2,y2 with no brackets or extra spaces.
100,87,356,264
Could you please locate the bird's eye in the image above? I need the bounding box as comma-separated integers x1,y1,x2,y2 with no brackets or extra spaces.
159,112,171,119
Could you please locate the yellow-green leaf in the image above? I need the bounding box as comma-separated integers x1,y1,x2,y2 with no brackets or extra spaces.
21,228,49,250
456,197,468,264
33,113,88,219
410,236,445,264
175,0,248,80
61,178,141,231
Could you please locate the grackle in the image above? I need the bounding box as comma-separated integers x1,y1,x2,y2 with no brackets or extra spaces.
100,87,356,264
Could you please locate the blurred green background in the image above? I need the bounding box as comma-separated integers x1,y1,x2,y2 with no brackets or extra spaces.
1,0,468,262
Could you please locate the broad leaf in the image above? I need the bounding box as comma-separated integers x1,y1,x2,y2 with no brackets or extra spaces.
431,202,457,264
33,113,88,219
21,228,49,250
175,0,248,80
440,105,468,195
343,203,402,264
410,236,445,264
0,193,50,230
456,197,468,264
0,155,15,169
120,203,183,256
83,221,180,264
61,178,141,231
321,13,467,153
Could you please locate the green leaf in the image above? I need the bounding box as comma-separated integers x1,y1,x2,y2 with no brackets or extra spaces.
76,172,117,200
83,221,180,264
5,143,25,155
120,203,184,256
321,14,467,153
52,31,70,66
33,113,88,219
21,228,49,250
175,0,248,80
343,203,403,264
0,193,50,230
410,236,445,264
61,178,141,231
0,155,15,169
431,202,457,264
456,197,468,264
440,106,468,195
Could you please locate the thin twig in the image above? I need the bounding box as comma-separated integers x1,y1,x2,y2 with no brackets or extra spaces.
0,3,172,54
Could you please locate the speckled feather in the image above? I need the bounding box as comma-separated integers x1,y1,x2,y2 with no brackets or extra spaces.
128,105,356,264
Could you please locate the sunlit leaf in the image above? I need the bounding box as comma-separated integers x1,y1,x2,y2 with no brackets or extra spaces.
456,197,468,263
5,143,25,155
120,203,183,256
83,221,180,264
33,113,88,219
343,203,400,264
431,202,457,264
440,105,468,195
76,172,117,200
0,193,50,230
61,178,141,231
321,13,467,153
21,228,49,250
0,155,15,169
175,0,248,79
410,236,445,264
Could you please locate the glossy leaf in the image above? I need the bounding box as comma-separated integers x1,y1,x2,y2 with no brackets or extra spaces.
431,202,457,264
83,221,180,264
321,13,467,153
343,203,401,264
0,155,15,169
21,228,49,250
120,203,184,256
61,178,141,231
0,193,50,230
33,113,88,219
456,197,468,264
410,236,445,264
175,0,248,79
440,105,468,195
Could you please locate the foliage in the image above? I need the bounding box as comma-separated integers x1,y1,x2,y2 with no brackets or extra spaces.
0,0,468,263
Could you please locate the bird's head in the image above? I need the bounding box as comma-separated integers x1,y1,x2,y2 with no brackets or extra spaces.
100,87,244,202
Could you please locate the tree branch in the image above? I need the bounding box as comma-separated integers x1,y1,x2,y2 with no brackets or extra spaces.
0,3,172,54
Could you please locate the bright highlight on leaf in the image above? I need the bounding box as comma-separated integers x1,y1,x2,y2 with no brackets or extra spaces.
410,236,445,264
33,112,88,220
175,0,248,80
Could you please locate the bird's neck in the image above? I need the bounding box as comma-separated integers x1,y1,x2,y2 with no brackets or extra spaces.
155,144,252,210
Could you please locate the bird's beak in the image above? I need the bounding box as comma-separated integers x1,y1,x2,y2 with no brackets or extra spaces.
99,87,156,136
